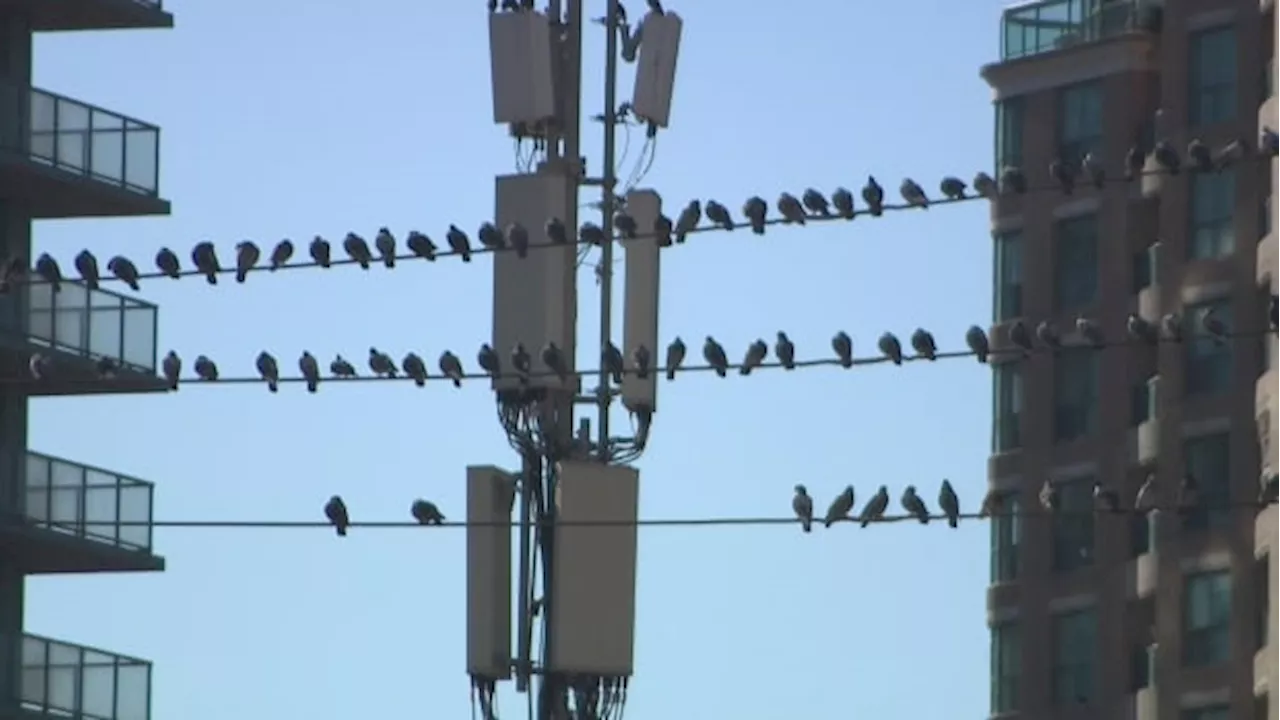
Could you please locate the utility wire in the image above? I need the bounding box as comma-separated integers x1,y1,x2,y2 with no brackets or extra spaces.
12,327,1272,388
32,500,1276,531
11,151,1272,290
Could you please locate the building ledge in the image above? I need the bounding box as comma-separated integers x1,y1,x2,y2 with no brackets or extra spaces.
0,522,164,573
982,33,1158,98
0,0,173,31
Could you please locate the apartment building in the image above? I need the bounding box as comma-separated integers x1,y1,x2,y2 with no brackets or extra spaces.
980,0,1277,719
0,2,173,720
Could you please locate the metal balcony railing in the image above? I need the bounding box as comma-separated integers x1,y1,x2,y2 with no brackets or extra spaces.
26,281,159,375
18,633,151,720
1001,0,1161,61
0,80,161,196
22,451,155,553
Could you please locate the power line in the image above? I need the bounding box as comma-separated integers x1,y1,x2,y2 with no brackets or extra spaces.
11,149,1273,291
14,326,1271,389
29,500,1275,531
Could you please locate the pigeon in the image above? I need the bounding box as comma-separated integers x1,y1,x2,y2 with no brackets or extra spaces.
1082,152,1105,189
447,225,473,262
801,188,830,216
411,499,446,525
939,177,966,201
506,223,530,259
831,331,853,368
823,485,855,528
477,344,501,377
403,352,428,387
107,256,140,292
973,172,998,199
161,350,181,390
511,343,532,383
601,342,625,385
1039,479,1059,513
28,352,51,380
861,176,885,216
831,187,855,219
900,178,928,208
743,196,768,234
545,217,569,245
234,241,260,283
1187,138,1212,173
542,342,569,382
674,200,701,243
777,193,806,224
1134,473,1157,513
324,495,350,536
978,489,1003,519
702,336,728,378
651,215,673,247
859,485,889,528
330,355,357,378
1093,480,1119,514
255,351,280,393
901,485,929,524
155,247,181,279
1000,166,1027,194
191,242,220,285
478,222,506,251
878,332,903,365
774,332,796,370
632,344,652,379
938,479,960,528
792,484,814,533
369,348,398,377
269,239,294,270
665,337,686,380
1075,316,1105,348
406,231,437,260
966,325,990,363
910,328,937,361
343,232,373,269
1007,320,1033,355
614,212,638,239
705,200,734,231
439,351,465,388
739,339,767,376
194,355,218,381
74,249,100,290
299,351,321,393
309,236,333,268
375,228,397,268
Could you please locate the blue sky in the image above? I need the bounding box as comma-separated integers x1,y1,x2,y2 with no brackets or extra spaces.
28,1,1005,717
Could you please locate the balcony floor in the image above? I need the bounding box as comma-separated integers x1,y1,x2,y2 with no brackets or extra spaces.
0,0,173,31
0,522,164,574
0,337,169,397
0,154,170,219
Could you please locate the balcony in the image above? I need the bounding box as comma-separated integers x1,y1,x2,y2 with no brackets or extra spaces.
0,280,169,397
1127,376,1160,467
0,0,172,31
0,82,169,219
9,633,151,720
999,0,1162,61
0,451,162,574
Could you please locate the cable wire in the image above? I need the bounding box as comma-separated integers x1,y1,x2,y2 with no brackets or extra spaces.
12,150,1271,290
28,499,1276,531
11,326,1270,389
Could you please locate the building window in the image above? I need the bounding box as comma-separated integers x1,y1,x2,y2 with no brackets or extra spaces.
993,230,1023,322
1052,478,1095,572
1057,81,1103,163
1189,169,1236,259
1130,511,1153,557
1189,26,1238,126
993,363,1022,453
995,97,1025,170
1183,432,1231,531
1053,214,1098,313
1052,608,1096,704
990,493,1020,583
1130,374,1156,427
1184,570,1232,667
1054,350,1098,442
991,622,1020,714
1183,706,1231,720
1185,299,1233,395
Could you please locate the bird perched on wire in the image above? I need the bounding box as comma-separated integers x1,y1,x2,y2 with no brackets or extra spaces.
325,495,350,537
740,339,767,376
824,486,855,528
878,332,903,366
674,200,700,243
702,336,728,378
155,247,181,279
742,196,768,234
344,232,373,270
375,228,397,268
192,242,221,285
255,351,280,393
901,485,929,524
162,351,181,390
910,328,937,361
705,200,733,231
309,236,333,269
269,239,294,270
777,192,806,225
859,485,889,528
299,351,321,393
107,256,141,291
194,355,218,381
899,178,929,208
330,354,356,378
792,485,814,533
74,249,100,290
938,480,960,528
439,351,465,388
665,337,686,380
369,348,398,378
965,325,990,363
861,176,884,216
774,332,796,370
235,241,260,283
411,499,446,526
403,352,428,387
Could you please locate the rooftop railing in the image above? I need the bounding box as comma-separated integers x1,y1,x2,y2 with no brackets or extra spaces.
1001,0,1161,61
23,451,155,554
19,633,152,720
0,80,161,196
26,280,159,375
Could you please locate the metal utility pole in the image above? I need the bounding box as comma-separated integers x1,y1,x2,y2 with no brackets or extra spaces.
478,3,676,718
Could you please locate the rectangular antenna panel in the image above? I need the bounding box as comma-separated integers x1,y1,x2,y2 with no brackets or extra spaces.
465,465,515,679
488,11,557,126
620,189,662,414
631,11,683,129
549,462,639,676
492,173,579,395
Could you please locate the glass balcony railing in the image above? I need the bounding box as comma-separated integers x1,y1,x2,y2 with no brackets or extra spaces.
26,281,158,375
23,451,155,554
0,80,161,196
19,633,152,720
1001,0,1161,61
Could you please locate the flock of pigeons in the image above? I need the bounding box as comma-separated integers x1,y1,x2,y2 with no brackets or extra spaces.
27,307,1263,389
6,128,1276,296
322,496,447,537
791,472,1279,533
